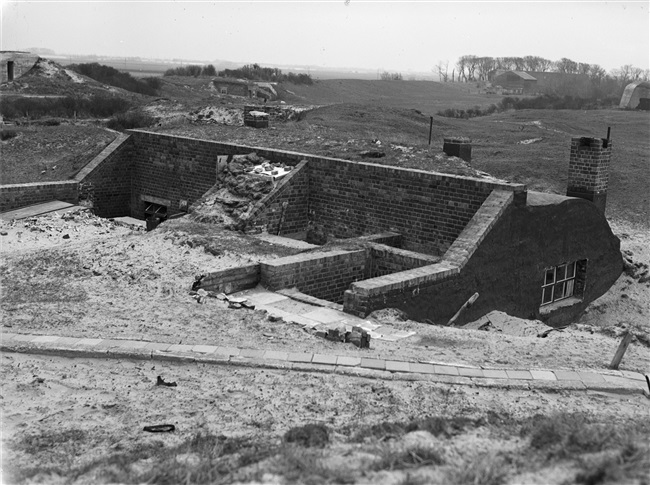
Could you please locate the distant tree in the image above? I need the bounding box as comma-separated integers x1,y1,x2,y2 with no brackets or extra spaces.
201,64,216,76
554,58,579,74
435,60,449,82
380,71,403,80
476,57,496,80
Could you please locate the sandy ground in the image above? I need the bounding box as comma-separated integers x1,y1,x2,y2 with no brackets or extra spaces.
2,209,649,484
1,209,648,375
2,351,648,485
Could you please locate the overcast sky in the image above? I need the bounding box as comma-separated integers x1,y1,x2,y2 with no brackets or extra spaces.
1,0,648,73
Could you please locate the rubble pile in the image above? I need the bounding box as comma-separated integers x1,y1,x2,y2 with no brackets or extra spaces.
622,249,650,283
190,152,295,227
313,324,371,348
187,106,244,126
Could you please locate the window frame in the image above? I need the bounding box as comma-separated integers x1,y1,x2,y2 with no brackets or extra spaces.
541,261,578,306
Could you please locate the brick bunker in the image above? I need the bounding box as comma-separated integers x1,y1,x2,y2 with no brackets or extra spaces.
0,131,622,327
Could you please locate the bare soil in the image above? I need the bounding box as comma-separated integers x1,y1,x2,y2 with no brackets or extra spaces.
2,74,650,484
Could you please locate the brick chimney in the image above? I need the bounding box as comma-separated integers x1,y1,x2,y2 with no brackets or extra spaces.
566,136,611,213
443,137,472,163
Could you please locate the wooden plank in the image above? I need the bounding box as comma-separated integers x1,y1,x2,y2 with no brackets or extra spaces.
609,331,634,370
0,200,78,221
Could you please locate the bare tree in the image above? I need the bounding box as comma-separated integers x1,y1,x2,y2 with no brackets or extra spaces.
555,58,579,74
477,56,496,80
435,60,449,82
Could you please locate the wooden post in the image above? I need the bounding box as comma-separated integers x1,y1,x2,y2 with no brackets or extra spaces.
609,331,633,370
428,117,433,145
448,292,479,327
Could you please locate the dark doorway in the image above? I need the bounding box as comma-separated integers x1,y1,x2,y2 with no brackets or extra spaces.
7,61,15,81
638,98,650,111
144,202,167,231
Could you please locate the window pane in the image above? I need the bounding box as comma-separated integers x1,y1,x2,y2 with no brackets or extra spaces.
556,264,566,281
565,279,575,298
554,281,566,300
542,286,553,304
545,268,555,285
567,262,576,278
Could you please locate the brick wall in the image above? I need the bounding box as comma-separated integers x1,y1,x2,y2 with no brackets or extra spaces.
0,181,78,212
261,249,367,303
241,161,310,235
368,243,440,277
75,133,132,218
198,264,260,294
566,136,611,213
308,159,524,255
343,189,516,319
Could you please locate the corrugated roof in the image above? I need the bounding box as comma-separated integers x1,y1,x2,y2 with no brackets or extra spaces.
512,71,537,80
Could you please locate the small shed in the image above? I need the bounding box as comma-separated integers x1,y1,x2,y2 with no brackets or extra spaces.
492,71,537,94
1,51,39,83
619,81,650,110
212,77,256,98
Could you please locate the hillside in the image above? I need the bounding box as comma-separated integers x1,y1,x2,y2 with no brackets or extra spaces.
0,57,150,102
281,78,505,112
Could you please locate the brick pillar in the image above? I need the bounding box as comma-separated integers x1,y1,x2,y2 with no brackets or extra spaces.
443,137,471,162
566,136,611,213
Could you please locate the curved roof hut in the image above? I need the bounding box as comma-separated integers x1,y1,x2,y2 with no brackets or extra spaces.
619,81,650,110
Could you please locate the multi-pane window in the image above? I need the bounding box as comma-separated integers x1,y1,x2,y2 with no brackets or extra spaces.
541,262,577,306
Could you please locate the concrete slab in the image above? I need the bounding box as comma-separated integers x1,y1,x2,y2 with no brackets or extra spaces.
620,370,646,381
337,356,361,367
482,369,508,379
302,308,347,324
506,370,533,380
554,370,581,381
215,346,240,357
191,345,218,354
530,370,557,381
312,354,337,365
75,338,103,346
0,200,77,221
263,350,289,361
361,358,386,370
240,349,266,359
577,372,605,383
12,334,38,342
409,362,436,374
268,298,319,315
457,367,484,378
435,365,460,376
144,342,171,352
385,360,411,373
166,344,195,353
32,335,61,344
241,291,288,306
287,352,313,363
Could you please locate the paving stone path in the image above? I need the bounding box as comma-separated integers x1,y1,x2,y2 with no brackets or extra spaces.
2,332,649,396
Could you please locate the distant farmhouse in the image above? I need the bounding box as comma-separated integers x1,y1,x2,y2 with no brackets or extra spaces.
488,70,592,97
0,51,39,83
619,81,650,110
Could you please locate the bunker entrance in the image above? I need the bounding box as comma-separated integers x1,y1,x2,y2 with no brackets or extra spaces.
144,202,167,231
7,61,14,81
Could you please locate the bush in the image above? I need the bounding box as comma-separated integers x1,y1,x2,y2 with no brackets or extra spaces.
0,130,18,141
283,424,329,448
0,96,131,120
106,110,155,131
215,64,313,85
68,63,159,96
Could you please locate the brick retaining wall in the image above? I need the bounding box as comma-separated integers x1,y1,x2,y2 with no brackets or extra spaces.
261,249,367,303
199,264,260,294
0,181,78,212
75,133,132,218
368,243,440,277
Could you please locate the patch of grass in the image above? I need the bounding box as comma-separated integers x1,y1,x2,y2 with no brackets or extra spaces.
447,451,510,485
284,423,330,448
0,252,88,304
106,109,156,131
373,445,444,471
574,437,650,485
273,445,357,485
